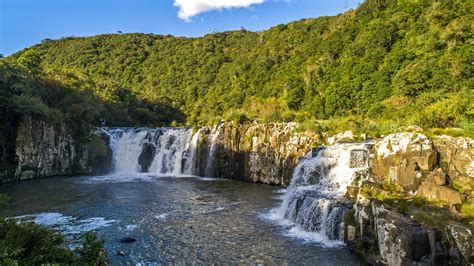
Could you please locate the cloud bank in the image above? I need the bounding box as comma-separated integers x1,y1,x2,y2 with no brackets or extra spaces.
173,0,265,21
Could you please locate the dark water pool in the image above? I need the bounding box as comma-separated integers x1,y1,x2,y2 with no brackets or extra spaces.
0,174,360,264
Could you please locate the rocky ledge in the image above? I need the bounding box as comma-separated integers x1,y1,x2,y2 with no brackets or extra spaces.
0,116,107,183
346,132,473,265
198,122,320,186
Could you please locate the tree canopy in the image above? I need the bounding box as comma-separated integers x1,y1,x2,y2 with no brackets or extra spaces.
3,0,473,130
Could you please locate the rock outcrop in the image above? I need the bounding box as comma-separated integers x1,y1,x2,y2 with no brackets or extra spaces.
433,135,474,198
198,122,320,186
372,132,438,188
371,132,473,207
2,116,101,183
347,132,473,265
348,196,472,265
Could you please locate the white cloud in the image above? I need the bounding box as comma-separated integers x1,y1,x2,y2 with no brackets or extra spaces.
173,0,265,21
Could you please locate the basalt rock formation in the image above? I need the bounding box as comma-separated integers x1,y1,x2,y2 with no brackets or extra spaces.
0,116,107,183
200,122,320,186
346,132,473,265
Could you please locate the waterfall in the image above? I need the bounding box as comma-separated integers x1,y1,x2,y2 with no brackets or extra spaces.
103,127,198,176
205,124,223,178
183,129,202,175
107,128,150,174
269,142,370,245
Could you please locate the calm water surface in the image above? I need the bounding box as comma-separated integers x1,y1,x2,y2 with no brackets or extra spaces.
0,175,360,265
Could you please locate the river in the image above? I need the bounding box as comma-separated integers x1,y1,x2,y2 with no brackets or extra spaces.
0,173,360,264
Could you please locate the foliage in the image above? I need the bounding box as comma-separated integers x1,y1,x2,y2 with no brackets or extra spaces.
78,232,108,265
5,0,470,129
0,194,108,264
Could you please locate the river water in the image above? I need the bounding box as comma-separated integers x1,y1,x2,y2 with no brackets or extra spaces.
0,174,360,264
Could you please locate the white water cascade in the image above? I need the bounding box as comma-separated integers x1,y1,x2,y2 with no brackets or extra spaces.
205,124,223,178
104,128,200,176
269,142,371,245
106,128,150,174
149,128,193,175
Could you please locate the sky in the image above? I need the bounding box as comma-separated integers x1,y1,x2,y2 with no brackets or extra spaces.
0,0,362,56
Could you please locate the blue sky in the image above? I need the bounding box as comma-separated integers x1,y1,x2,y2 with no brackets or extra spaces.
0,0,361,56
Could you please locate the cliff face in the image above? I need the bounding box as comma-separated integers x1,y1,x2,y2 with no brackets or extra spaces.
196,122,321,186
347,132,473,265
1,116,96,183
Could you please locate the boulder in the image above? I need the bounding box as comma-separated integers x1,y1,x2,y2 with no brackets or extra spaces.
447,221,473,264
417,182,463,206
327,130,354,145
373,205,447,265
372,133,437,188
424,167,447,186
433,135,473,195
119,237,136,243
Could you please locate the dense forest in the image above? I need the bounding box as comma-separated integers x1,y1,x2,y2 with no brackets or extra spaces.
1,0,473,132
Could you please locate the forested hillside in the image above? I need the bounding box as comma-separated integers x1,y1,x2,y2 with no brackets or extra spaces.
3,0,473,131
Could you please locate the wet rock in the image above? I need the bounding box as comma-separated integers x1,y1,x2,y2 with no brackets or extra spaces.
19,169,36,181
92,131,113,175
116,250,127,256
138,142,155,172
346,225,356,241
119,237,137,243
345,186,359,198
372,204,447,265
350,149,368,168
200,122,320,186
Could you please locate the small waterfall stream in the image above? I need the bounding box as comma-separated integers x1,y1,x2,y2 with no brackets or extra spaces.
268,142,370,245
205,124,223,178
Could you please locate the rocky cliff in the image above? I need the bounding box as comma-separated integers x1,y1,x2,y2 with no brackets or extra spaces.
0,116,104,183
346,132,473,265
196,122,321,186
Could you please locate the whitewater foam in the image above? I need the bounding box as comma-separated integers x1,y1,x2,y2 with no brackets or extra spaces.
264,142,371,245
15,212,116,234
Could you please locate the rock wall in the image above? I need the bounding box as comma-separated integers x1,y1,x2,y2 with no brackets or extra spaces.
371,132,473,206
2,116,97,183
347,132,473,265
347,197,472,265
197,122,320,186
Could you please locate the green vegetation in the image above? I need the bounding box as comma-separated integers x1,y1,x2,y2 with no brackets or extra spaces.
1,0,472,132
1,0,473,168
361,185,473,230
0,194,107,264
6,0,471,129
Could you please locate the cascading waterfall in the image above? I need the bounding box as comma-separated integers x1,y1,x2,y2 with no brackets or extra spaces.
183,129,202,175
205,124,223,178
269,142,370,245
103,127,200,176
149,128,193,175
106,128,150,174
